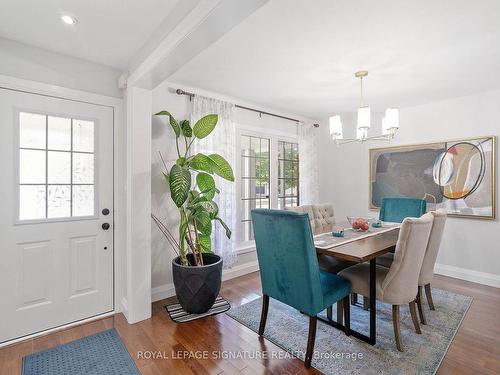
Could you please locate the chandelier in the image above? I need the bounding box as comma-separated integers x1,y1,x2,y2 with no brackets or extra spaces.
329,71,399,144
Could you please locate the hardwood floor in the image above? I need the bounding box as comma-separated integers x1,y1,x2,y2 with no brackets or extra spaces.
1,272,499,374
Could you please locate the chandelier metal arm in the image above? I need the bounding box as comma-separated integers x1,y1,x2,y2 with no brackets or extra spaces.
333,133,395,145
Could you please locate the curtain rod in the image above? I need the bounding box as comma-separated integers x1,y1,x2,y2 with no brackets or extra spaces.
175,88,319,127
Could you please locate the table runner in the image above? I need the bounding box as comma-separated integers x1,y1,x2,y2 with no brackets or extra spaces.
313,222,401,249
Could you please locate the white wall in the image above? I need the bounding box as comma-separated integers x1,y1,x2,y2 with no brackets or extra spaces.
151,81,315,299
0,38,122,98
318,89,500,286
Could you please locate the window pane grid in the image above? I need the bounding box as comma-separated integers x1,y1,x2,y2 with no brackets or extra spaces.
18,147,93,154
18,112,95,221
278,140,299,210
240,135,270,241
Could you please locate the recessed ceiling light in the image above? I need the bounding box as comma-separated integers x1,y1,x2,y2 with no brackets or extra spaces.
61,15,77,25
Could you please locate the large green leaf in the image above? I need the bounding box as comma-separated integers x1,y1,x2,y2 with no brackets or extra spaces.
189,153,213,173
155,110,170,116
180,120,192,137
197,201,218,218
198,235,212,253
208,154,234,181
169,164,191,207
215,217,231,239
196,173,215,200
194,211,212,236
155,110,180,137
193,114,218,139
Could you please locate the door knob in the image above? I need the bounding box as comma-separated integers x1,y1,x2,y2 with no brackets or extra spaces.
102,223,110,230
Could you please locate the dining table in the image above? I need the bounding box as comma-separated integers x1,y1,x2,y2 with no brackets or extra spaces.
313,221,401,345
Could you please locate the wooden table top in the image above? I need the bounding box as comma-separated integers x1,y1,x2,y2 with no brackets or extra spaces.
315,222,400,263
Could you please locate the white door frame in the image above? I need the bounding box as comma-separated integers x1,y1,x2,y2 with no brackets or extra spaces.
0,74,126,346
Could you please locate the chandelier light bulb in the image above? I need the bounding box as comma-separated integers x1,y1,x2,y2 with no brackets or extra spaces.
357,106,371,130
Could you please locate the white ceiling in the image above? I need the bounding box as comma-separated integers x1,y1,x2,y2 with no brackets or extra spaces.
169,0,500,118
0,0,180,69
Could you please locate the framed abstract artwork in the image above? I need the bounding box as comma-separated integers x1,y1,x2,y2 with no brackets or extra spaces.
369,136,496,219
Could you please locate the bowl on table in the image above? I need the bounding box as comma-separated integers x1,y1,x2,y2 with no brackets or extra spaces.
346,216,372,232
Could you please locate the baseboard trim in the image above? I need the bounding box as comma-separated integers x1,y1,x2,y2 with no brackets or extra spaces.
151,283,176,302
222,260,259,282
434,263,500,288
151,260,260,302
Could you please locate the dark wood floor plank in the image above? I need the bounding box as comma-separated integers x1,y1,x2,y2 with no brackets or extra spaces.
0,271,498,374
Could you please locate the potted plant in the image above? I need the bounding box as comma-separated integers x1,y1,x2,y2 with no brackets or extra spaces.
152,110,234,314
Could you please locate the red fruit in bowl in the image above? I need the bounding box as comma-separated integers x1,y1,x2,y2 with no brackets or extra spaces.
352,221,360,229
361,222,369,231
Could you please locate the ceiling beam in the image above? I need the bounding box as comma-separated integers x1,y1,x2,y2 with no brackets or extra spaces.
123,0,268,89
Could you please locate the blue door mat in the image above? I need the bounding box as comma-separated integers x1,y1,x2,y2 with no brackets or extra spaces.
22,328,140,375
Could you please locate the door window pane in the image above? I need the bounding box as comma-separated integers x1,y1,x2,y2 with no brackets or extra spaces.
19,185,46,220
72,185,94,216
19,112,46,149
73,120,94,152
18,112,97,220
19,149,46,184
48,151,71,184
48,185,71,218
48,116,71,150
73,153,94,184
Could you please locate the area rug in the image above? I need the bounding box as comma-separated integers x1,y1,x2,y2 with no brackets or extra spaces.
22,328,140,375
165,296,231,323
227,289,472,375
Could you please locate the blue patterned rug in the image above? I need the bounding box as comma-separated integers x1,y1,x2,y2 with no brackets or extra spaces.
227,289,472,375
22,328,140,375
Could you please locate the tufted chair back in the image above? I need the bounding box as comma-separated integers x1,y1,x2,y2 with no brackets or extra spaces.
286,204,335,235
285,205,315,231
312,204,335,234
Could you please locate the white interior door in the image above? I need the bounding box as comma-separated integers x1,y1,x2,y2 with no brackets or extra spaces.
0,88,114,343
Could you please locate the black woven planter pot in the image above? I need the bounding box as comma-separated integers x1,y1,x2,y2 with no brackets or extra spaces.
172,253,223,314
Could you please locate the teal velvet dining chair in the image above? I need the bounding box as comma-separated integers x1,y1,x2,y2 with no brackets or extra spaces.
251,209,351,368
379,197,427,223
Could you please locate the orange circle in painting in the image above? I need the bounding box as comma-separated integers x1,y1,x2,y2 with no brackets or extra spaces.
438,142,485,200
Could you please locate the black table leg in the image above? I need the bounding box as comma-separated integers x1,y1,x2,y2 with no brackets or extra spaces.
369,258,376,345
318,258,377,345
317,259,377,345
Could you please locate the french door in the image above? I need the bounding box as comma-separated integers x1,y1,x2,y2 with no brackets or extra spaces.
0,88,114,343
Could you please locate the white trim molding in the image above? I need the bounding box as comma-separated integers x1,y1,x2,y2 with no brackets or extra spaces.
124,87,152,323
151,260,260,302
435,263,500,288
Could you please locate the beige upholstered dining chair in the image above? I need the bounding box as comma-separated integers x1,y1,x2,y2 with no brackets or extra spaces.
377,209,447,324
285,205,315,229
339,213,434,351
286,204,355,323
311,204,335,234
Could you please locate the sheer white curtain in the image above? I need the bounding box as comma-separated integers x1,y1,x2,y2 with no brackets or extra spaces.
298,124,320,204
191,95,237,268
